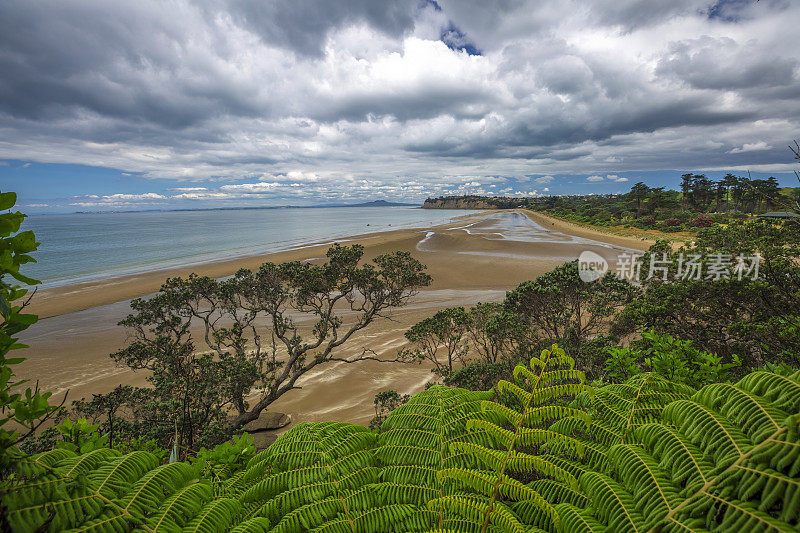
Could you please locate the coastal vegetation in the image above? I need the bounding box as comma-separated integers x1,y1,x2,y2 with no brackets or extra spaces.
398,216,799,393
424,148,800,235
69,244,430,454
5,347,800,531
2,187,800,532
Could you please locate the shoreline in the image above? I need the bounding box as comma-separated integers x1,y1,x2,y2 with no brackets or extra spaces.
28,212,487,319
522,209,694,247
28,209,658,320
20,209,656,427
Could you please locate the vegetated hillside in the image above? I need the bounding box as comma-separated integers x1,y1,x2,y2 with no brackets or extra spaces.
425,173,800,234
422,195,513,209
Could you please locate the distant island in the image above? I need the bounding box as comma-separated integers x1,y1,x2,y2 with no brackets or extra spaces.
345,199,418,207
73,199,419,214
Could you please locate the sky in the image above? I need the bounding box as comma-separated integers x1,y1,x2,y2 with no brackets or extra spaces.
1,0,799,213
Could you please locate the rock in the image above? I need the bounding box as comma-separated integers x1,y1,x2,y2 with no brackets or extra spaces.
241,412,292,433
248,431,281,450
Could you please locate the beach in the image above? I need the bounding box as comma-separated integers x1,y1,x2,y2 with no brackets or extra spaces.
19,209,652,427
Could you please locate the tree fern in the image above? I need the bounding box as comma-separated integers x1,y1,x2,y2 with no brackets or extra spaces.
375,385,497,529
557,369,800,532
3,448,240,532
430,345,591,532
6,368,800,532
236,421,395,532
549,373,693,475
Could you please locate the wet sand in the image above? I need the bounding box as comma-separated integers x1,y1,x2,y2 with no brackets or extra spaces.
523,210,691,250
18,210,646,427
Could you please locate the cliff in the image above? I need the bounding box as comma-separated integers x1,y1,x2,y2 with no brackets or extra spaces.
422,196,499,209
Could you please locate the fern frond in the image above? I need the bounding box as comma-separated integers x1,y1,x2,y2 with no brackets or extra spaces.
181,497,241,532
438,344,588,532
571,371,800,532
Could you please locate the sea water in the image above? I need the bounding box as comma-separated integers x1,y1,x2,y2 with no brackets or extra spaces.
25,206,479,287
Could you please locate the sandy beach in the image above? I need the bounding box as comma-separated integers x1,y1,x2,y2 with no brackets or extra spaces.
19,209,652,428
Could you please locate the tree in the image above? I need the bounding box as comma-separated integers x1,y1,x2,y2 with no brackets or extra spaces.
101,243,431,451
0,191,64,473
503,261,639,375
730,174,746,210
692,175,715,211
465,302,530,365
720,173,738,210
679,173,694,207
627,181,650,215
401,302,534,390
401,306,470,377
643,186,677,215
791,140,800,210
615,220,800,369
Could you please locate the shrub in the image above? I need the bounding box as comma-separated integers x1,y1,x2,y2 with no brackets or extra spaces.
688,214,713,227
605,330,741,388
0,191,62,472
604,346,639,382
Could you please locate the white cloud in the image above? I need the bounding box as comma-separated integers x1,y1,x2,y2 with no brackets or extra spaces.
729,141,772,153
1,0,798,203
173,192,231,200
68,192,167,207
220,182,282,193
586,175,604,182
104,193,165,200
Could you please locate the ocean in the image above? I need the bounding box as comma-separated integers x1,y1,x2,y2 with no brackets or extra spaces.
24,206,479,288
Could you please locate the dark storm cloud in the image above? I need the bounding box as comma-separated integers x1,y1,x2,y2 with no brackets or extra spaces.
0,0,798,200
590,0,707,30
0,1,269,128
656,36,798,90
227,0,417,56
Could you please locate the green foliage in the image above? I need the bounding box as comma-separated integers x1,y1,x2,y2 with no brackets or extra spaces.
444,361,513,391
0,191,62,472
403,307,471,377
193,433,256,491
86,244,431,452
428,344,590,532
368,390,410,430
402,301,530,389
640,330,740,387
603,346,638,382
5,367,800,532
503,262,638,377
556,369,800,531
375,385,497,530
237,421,391,532
617,219,800,370
3,447,240,532
54,418,108,454
603,331,740,387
